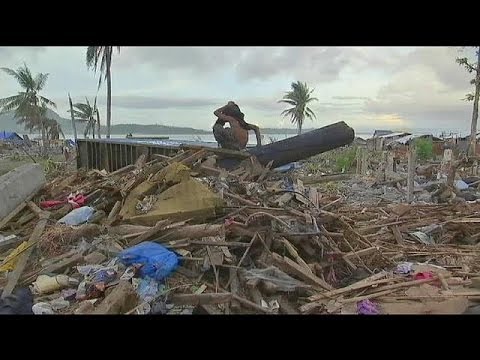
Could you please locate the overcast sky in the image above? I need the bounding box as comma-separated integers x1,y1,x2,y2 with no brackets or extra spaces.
0,46,477,134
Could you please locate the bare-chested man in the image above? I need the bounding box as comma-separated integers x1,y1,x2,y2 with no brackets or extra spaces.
212,101,262,150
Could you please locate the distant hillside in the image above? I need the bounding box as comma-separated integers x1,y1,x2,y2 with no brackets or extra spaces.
0,110,312,135
101,123,210,135
0,109,69,134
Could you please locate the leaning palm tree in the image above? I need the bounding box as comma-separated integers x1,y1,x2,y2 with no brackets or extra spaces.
86,46,120,138
0,64,57,155
68,97,98,139
278,81,318,135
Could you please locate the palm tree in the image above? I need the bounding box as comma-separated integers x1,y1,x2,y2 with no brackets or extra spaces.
86,46,120,139
46,119,65,140
68,97,98,139
0,65,56,155
278,81,318,135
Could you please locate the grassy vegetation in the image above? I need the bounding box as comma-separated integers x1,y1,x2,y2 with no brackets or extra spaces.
0,154,66,177
335,146,358,172
414,138,434,161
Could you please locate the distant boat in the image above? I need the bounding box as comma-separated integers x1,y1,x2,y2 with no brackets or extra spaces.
125,134,169,140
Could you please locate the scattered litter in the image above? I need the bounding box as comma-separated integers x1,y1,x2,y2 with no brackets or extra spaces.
58,206,95,225
32,302,55,315
2,141,480,315
118,242,179,281
394,262,414,275
357,300,380,315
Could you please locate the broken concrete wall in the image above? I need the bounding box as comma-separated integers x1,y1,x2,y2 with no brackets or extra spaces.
0,164,46,221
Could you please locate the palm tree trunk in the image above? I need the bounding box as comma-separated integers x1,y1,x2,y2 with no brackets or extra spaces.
96,109,101,139
92,118,96,139
470,47,480,157
106,49,112,139
68,94,78,142
41,124,47,157
298,118,303,135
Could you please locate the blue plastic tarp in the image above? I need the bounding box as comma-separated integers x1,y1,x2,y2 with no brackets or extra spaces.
0,131,23,141
118,242,179,281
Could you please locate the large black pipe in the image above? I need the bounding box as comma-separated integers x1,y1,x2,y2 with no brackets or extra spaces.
217,121,355,169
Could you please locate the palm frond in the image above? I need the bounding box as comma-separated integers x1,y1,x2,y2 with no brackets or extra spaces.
34,73,49,91
39,96,56,109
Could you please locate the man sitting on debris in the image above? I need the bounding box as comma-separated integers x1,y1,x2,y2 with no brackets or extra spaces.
213,101,262,150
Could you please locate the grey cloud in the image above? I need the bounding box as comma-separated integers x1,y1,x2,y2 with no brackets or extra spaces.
115,47,240,74
395,47,473,91
116,47,356,84
332,96,370,100
0,47,47,65
235,47,350,82
97,95,219,109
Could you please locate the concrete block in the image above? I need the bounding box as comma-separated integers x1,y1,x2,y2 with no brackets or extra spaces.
0,164,46,220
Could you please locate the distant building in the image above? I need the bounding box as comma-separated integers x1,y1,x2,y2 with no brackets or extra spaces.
385,134,445,157
373,130,394,138
367,131,412,151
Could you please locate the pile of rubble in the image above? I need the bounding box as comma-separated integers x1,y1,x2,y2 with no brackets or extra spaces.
1,147,480,315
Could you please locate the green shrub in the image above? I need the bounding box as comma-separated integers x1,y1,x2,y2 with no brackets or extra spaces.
335,146,357,172
414,138,434,161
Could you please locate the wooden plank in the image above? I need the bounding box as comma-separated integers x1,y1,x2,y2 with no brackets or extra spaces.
27,201,43,217
308,187,319,208
170,293,232,306
257,160,274,183
247,286,263,306
307,271,389,302
106,200,122,224
167,150,194,164
180,149,208,166
16,212,36,226
41,254,84,275
343,246,378,260
224,191,258,206
229,268,241,311
0,197,31,230
152,153,173,161
407,147,416,203
1,212,50,298
278,297,299,314
271,253,332,291
181,145,250,159
279,238,313,275
392,226,405,245
0,235,23,253
129,220,171,246
293,179,309,205
110,164,135,177
300,173,351,185
232,293,272,314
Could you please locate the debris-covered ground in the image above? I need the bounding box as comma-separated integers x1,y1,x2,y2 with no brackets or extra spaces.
2,146,480,315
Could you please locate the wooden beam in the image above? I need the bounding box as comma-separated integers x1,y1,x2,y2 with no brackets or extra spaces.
0,195,33,230
1,212,51,298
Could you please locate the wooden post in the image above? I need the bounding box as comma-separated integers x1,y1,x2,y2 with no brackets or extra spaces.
407,145,416,203
440,149,453,179
356,148,363,175
386,151,395,173
361,150,368,175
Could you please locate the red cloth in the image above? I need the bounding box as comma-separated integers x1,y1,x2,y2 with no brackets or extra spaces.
39,200,65,209
414,272,435,280
39,194,86,210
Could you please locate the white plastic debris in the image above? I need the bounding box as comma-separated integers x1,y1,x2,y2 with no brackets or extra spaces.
455,180,469,191
32,302,55,315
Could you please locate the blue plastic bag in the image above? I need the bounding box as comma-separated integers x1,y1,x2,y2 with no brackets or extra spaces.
118,242,179,281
